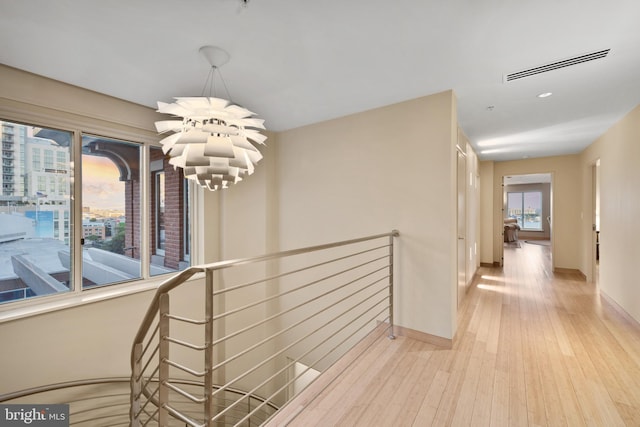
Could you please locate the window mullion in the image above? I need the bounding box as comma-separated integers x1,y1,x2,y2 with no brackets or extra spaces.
140,145,150,279
72,129,83,295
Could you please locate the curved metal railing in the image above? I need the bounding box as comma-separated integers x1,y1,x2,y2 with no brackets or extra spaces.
130,230,399,426
1,378,278,426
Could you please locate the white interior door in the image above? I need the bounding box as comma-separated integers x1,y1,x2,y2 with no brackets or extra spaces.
457,149,466,306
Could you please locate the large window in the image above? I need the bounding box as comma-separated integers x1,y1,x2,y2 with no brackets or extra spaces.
0,120,192,305
507,191,543,230
81,134,142,288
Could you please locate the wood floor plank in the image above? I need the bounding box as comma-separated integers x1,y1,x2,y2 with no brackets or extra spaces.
401,346,448,426
412,368,449,426
270,242,640,427
375,342,435,426
449,338,486,426
507,299,528,426
489,303,510,427
537,297,585,426
347,338,422,426
470,343,497,426
431,332,476,426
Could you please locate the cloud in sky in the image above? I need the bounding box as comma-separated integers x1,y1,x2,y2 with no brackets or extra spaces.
82,155,124,210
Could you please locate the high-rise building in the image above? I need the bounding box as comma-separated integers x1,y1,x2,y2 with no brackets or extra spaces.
1,122,25,198
0,121,71,245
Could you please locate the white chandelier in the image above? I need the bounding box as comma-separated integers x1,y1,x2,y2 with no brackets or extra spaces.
155,46,266,191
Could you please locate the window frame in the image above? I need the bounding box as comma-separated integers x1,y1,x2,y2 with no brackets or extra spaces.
154,170,166,257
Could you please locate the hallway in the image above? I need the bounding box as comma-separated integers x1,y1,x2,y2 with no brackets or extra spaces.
272,241,640,426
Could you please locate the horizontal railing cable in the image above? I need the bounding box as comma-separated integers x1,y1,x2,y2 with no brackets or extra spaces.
141,409,159,427
164,360,207,378
165,313,208,325
242,310,391,426
164,336,207,351
211,254,390,322
71,407,130,425
164,381,206,404
0,377,131,402
164,404,201,427
133,384,160,419
137,364,160,394
136,345,160,383
210,265,389,347
1,378,134,427
243,325,391,427
212,244,390,297
208,289,389,404
136,323,160,366
262,320,391,426
211,300,390,424
208,276,389,374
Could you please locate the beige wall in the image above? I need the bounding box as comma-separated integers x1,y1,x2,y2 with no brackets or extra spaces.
0,65,159,140
481,155,581,270
580,104,640,323
0,290,155,394
275,91,459,340
479,161,494,265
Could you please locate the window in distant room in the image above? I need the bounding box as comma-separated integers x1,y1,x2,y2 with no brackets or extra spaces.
507,191,543,231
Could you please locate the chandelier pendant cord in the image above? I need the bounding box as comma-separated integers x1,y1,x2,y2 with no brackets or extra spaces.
201,66,232,102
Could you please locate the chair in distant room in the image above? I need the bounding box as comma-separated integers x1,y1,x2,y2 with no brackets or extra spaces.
504,218,520,243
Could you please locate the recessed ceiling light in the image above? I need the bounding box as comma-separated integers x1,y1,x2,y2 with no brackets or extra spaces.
537,92,553,98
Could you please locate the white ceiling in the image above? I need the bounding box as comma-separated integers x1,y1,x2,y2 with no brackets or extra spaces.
1,0,640,161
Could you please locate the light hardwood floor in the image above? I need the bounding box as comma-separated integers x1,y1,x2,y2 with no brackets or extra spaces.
268,241,640,426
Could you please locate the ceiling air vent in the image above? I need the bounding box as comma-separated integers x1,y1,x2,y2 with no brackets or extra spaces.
504,49,610,82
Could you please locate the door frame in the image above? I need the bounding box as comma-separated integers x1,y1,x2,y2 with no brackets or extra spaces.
499,172,555,269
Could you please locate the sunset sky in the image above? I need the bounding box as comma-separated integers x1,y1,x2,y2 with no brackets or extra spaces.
82,155,125,210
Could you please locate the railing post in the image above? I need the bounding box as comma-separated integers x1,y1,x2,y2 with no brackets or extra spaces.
388,230,399,339
130,343,142,426
204,268,215,426
158,293,170,425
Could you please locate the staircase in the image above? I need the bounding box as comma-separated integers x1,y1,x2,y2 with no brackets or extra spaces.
0,231,399,426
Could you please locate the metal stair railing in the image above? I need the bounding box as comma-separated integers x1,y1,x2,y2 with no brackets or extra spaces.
130,230,399,426
0,378,277,426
